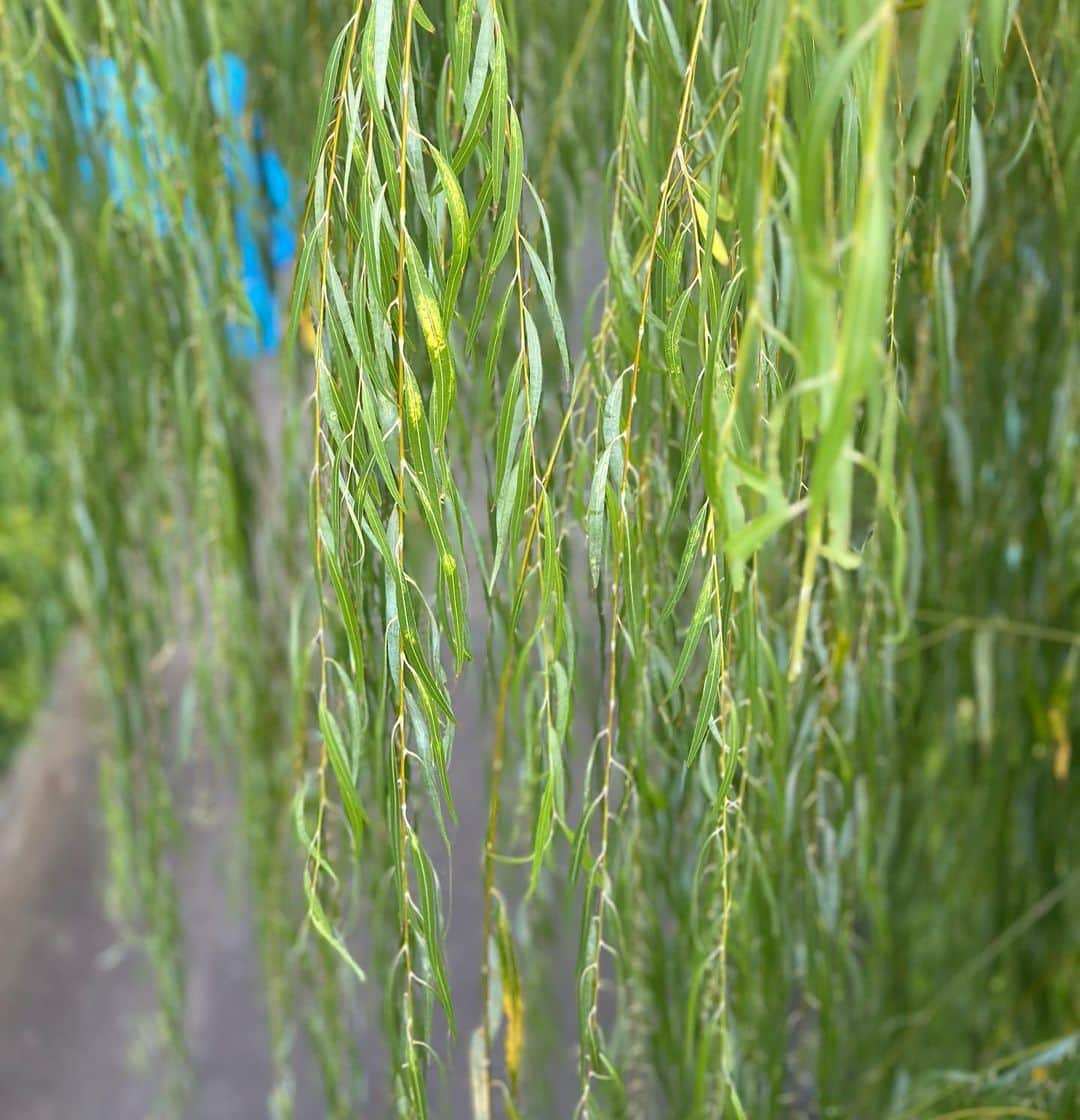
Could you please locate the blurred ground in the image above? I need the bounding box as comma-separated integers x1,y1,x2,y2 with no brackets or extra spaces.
0,636,318,1120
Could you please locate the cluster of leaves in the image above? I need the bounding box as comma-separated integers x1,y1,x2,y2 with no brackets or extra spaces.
0,47,68,765
0,297,66,764
2,1,1077,1119
299,1,1077,1117
0,2,348,1114
0,494,66,767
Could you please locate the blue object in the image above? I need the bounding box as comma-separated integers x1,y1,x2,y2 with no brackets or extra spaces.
0,130,47,188
207,52,297,356
0,75,48,188
64,56,177,236
1,52,296,358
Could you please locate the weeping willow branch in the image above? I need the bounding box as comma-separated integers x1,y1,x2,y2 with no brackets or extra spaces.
3,1,1076,1118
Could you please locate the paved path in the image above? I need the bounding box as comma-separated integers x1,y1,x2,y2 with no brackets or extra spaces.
0,639,318,1119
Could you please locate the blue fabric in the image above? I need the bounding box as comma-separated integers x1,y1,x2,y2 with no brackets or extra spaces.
1,53,296,358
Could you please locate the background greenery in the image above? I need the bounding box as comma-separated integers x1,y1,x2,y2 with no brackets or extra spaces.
1,1,1076,1118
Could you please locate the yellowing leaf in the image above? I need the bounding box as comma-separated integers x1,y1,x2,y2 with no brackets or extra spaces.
694,198,730,266
492,892,523,1094
502,979,523,1092
299,308,317,353
404,234,455,444
1049,706,1071,782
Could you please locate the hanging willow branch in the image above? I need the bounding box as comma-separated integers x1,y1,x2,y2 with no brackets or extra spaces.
296,1,576,1111
2,0,1076,1118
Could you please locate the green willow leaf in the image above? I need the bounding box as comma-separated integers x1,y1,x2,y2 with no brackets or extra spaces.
411,833,456,1035
910,0,970,163
318,701,367,851
588,443,615,587
372,0,394,110
687,632,721,767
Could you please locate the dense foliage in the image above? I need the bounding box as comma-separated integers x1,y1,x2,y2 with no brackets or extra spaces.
1,1,1076,1118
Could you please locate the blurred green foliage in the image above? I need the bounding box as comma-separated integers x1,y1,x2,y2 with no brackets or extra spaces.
0,297,67,767
0,502,65,764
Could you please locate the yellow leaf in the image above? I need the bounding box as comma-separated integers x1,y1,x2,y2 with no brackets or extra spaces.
1049,705,1070,782
694,198,730,266
405,377,424,429
414,285,447,356
299,308,317,354
502,982,523,1092
492,891,523,1094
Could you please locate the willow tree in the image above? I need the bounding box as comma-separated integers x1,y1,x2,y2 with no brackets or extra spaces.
1,1,1076,1118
